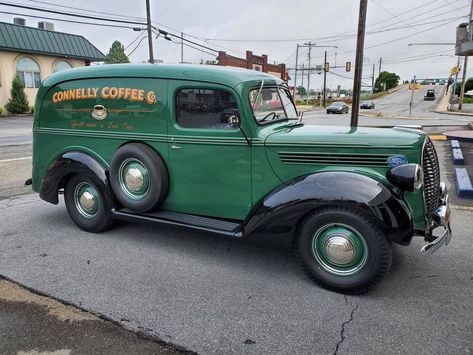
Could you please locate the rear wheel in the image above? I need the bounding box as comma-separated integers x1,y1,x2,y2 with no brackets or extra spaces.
294,206,392,294
64,174,114,233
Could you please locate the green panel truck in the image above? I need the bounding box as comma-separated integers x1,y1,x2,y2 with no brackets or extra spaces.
30,64,451,293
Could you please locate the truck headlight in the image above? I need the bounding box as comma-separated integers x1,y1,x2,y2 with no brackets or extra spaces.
386,163,423,192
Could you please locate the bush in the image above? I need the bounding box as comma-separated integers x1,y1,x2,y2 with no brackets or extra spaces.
5,76,29,114
29,106,34,114
0,106,3,116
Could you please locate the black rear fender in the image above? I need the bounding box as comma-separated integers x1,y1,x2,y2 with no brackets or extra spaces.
39,151,111,205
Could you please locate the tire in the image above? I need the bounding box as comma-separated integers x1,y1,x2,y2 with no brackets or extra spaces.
294,206,392,294
110,143,169,212
64,174,114,233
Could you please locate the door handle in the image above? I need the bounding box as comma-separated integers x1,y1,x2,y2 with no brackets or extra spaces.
171,144,182,149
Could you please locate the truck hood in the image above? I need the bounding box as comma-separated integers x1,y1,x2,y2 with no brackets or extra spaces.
264,124,426,149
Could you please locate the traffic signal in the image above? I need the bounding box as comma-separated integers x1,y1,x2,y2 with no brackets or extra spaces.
346,61,351,72
325,62,330,72
451,66,459,76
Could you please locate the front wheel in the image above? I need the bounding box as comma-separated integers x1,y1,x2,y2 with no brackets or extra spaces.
64,174,114,233
294,206,392,294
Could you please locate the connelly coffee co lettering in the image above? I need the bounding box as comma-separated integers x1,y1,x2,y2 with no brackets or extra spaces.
52,87,156,105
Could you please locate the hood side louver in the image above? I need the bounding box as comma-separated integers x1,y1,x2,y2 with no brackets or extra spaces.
279,152,390,167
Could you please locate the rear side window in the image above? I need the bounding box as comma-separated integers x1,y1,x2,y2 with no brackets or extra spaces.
176,88,238,129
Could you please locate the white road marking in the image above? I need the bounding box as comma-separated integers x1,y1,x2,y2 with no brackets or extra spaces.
0,156,32,163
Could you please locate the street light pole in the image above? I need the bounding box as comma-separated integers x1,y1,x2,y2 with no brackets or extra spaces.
458,0,473,110
409,75,416,116
145,0,154,64
351,0,368,127
323,51,328,106
306,42,313,105
294,44,299,97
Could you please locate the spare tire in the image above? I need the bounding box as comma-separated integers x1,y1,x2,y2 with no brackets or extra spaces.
110,143,169,212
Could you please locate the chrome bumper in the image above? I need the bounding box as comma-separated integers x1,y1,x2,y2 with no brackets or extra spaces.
421,182,452,255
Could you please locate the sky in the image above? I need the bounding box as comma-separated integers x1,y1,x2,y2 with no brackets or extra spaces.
1,0,471,91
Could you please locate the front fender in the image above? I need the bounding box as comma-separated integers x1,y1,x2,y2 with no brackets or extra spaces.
39,151,109,204
242,172,413,245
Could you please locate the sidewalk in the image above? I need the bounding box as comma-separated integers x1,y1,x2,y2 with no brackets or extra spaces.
0,277,182,355
434,87,473,118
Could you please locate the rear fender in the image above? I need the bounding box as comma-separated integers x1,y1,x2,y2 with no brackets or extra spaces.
242,172,413,245
39,151,110,205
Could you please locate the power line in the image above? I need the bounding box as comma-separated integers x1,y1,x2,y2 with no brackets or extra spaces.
0,10,134,29
127,35,148,57
0,1,146,25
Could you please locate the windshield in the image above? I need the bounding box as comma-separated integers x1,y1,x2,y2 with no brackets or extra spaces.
249,86,298,123
331,102,344,107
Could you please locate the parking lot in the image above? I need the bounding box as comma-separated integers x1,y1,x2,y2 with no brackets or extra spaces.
1,138,472,354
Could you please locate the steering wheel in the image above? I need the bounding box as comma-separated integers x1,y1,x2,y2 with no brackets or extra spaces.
260,112,277,122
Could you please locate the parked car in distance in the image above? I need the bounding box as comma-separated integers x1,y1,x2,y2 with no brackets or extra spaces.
326,101,349,114
424,89,436,101
360,101,375,109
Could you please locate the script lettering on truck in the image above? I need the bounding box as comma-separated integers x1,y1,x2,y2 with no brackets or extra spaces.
52,87,156,105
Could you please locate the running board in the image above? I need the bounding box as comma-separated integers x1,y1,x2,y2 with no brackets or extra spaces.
112,209,243,237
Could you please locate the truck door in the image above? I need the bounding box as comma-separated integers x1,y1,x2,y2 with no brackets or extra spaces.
163,81,252,220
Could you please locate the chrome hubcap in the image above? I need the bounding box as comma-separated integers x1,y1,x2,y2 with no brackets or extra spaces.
324,236,356,265
74,182,99,218
119,159,149,199
312,224,368,276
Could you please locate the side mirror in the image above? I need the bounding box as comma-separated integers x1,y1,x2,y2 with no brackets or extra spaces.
228,115,240,128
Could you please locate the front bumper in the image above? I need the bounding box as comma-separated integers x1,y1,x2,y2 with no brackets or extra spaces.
421,182,452,255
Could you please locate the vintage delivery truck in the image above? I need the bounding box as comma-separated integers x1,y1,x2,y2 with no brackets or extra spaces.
31,64,451,293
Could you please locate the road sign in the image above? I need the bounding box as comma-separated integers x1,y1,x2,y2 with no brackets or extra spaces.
408,83,421,90
451,66,459,76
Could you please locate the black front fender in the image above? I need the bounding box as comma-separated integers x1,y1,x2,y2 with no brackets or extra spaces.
242,172,413,245
39,151,109,205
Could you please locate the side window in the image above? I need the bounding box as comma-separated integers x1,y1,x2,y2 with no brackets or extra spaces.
176,88,238,129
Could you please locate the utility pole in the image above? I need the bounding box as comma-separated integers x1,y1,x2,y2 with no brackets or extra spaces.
351,0,368,127
458,0,473,110
378,57,382,76
409,75,416,116
306,42,314,105
451,56,462,109
372,63,375,94
294,44,299,97
301,63,305,88
322,51,328,106
180,32,184,63
145,0,154,64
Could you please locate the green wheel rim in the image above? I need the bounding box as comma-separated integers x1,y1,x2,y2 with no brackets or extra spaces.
118,158,150,200
312,223,368,276
74,182,99,218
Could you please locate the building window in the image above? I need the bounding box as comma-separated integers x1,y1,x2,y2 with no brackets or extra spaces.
176,88,238,129
53,60,72,73
16,57,41,88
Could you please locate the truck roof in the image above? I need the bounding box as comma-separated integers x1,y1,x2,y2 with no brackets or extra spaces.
42,63,282,89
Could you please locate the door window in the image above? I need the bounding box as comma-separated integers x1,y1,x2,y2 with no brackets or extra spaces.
175,88,238,129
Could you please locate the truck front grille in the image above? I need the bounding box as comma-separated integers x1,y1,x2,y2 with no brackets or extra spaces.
422,139,441,216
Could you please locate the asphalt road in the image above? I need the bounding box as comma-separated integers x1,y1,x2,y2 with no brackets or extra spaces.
1,139,473,354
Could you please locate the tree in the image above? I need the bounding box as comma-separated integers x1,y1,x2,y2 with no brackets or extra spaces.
297,86,307,96
374,71,400,92
309,89,316,96
104,40,129,64
5,76,29,114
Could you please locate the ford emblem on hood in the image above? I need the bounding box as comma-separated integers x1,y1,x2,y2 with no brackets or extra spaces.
387,155,409,167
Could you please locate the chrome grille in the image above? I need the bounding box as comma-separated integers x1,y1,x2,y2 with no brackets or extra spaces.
422,139,441,216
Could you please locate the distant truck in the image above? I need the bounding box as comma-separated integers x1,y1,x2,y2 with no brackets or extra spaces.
424,89,436,101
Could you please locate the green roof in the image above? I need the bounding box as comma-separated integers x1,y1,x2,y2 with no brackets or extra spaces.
42,63,282,89
0,22,105,61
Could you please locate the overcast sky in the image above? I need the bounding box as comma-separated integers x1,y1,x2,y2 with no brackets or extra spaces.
2,0,471,90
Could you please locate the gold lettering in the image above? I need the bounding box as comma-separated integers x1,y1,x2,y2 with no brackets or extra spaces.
109,87,118,99
52,92,58,103
124,88,132,100
69,89,75,100
92,87,99,98
118,87,125,99
146,91,156,104
75,88,81,99
138,89,144,101
81,88,86,99
131,89,138,101
57,92,64,102
101,87,109,99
